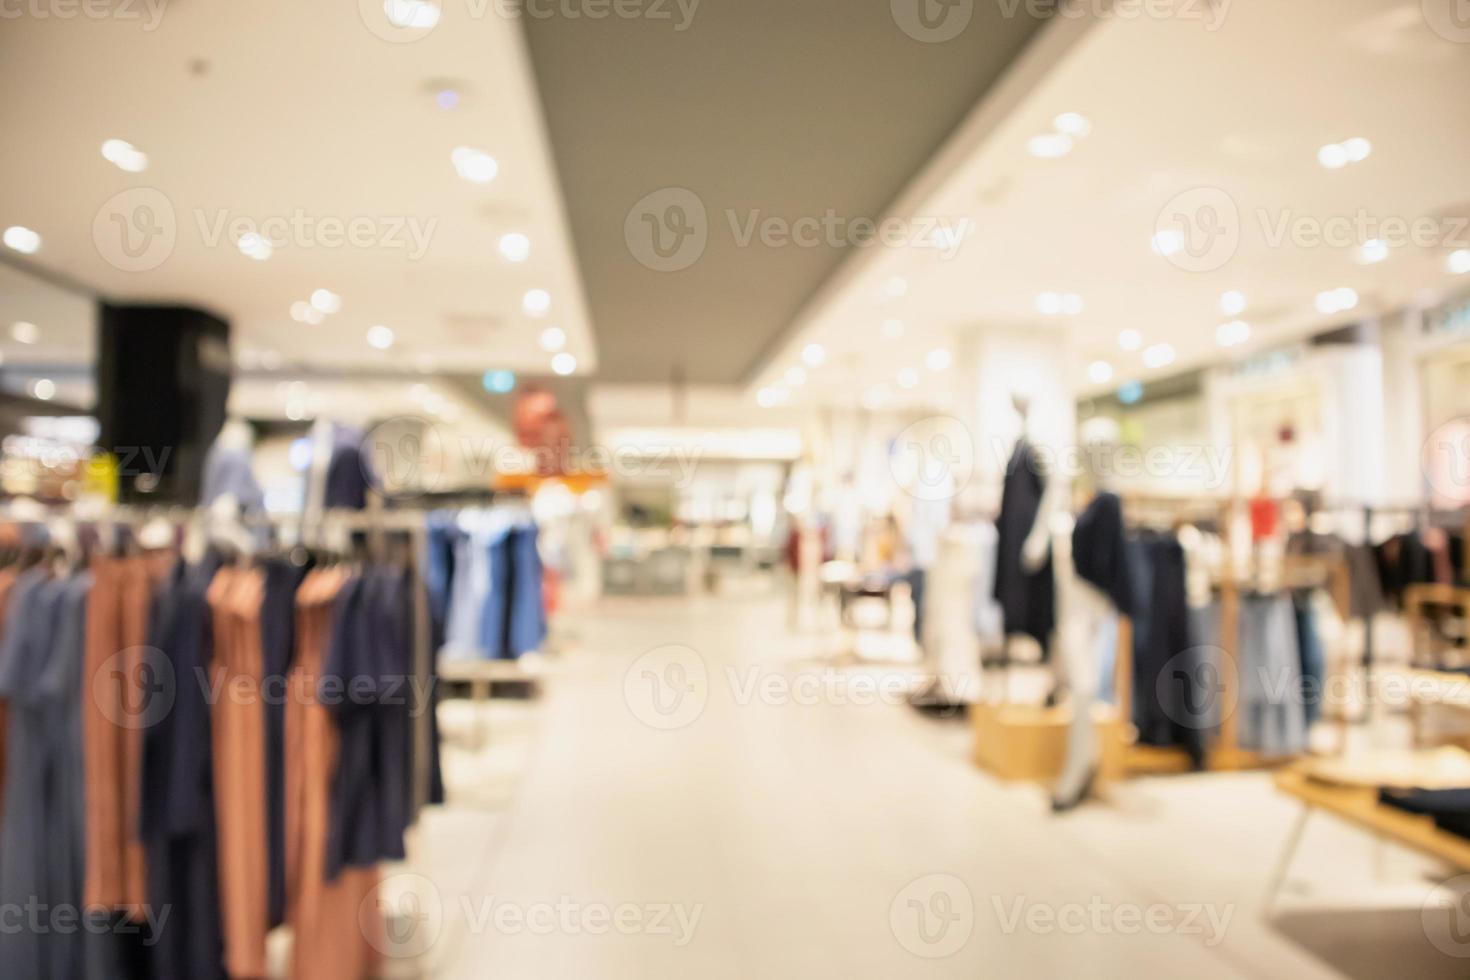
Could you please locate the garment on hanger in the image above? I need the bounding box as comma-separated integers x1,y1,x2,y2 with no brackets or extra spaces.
1238,594,1306,756
287,568,382,980
0,566,18,831
993,439,1054,657
141,558,227,980
322,426,376,510
1070,491,1134,616
442,510,546,661
261,556,309,928
1129,533,1206,768
0,570,92,980
207,566,270,980
200,442,264,513
1293,591,1325,728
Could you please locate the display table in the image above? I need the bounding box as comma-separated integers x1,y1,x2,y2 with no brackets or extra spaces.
1267,766,1470,910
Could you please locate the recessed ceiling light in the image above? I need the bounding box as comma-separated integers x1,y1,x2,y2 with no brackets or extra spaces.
1342,137,1372,163
1317,143,1349,170
367,325,395,350
1035,292,1082,316
882,276,908,300
385,0,440,29
539,326,567,352
1142,343,1176,369
1315,287,1359,315
451,146,498,184
498,232,530,263
522,288,551,317
483,369,516,394
756,386,786,408
1216,320,1251,347
310,288,342,314
551,352,577,376
1219,290,1247,315
1118,329,1142,351
1027,133,1073,159
435,89,459,111
925,348,952,372
3,226,41,254
100,138,148,173
802,343,826,367
10,321,39,345
881,318,904,339
785,366,807,387
1357,239,1389,265
1151,230,1184,257
1087,360,1113,384
1449,249,1470,275
896,368,919,389
236,232,272,261
30,378,55,401
290,301,311,323
1053,112,1091,138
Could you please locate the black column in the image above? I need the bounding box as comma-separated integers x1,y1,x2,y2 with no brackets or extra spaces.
96,303,231,504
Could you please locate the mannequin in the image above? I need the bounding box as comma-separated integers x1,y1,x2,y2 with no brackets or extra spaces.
201,417,264,515
1050,417,1131,811
994,393,1057,680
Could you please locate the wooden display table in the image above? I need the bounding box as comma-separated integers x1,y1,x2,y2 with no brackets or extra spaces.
1267,765,1470,910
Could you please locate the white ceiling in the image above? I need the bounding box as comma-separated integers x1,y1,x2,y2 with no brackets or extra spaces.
0,1,594,380
755,0,1470,408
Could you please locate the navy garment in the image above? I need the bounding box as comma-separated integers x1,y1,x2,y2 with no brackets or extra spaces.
200,443,264,513
1379,788,1470,840
477,524,546,660
140,560,226,980
323,425,378,510
261,558,307,928
1071,491,1134,616
993,440,1054,657
1129,534,1207,769
322,569,413,880
0,571,91,980
1293,593,1325,727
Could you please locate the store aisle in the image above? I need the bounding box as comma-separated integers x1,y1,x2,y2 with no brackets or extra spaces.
428,591,1445,980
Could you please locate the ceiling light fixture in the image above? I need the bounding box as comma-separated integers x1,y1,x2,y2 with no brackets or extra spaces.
100,138,148,173
1315,287,1359,315
1317,143,1349,170
3,226,41,254
1219,290,1247,316
802,343,826,367
539,326,566,352
310,288,342,314
1118,329,1142,351
385,0,440,28
1053,112,1091,138
522,288,551,317
1357,239,1388,265
1215,320,1251,347
1142,343,1176,369
785,366,807,387
896,368,919,389
1027,133,1073,159
882,276,908,300
10,321,39,345
30,379,55,401
1151,229,1184,257
1342,137,1372,163
367,325,395,350
1087,360,1113,384
1449,249,1470,275
498,232,530,263
483,369,516,394
451,146,498,184
551,352,577,376
236,232,272,261
925,348,952,372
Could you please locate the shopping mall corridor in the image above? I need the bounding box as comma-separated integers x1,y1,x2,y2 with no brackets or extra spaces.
421,590,1448,980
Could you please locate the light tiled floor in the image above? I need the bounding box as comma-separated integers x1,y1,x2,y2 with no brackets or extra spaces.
398,587,1470,979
